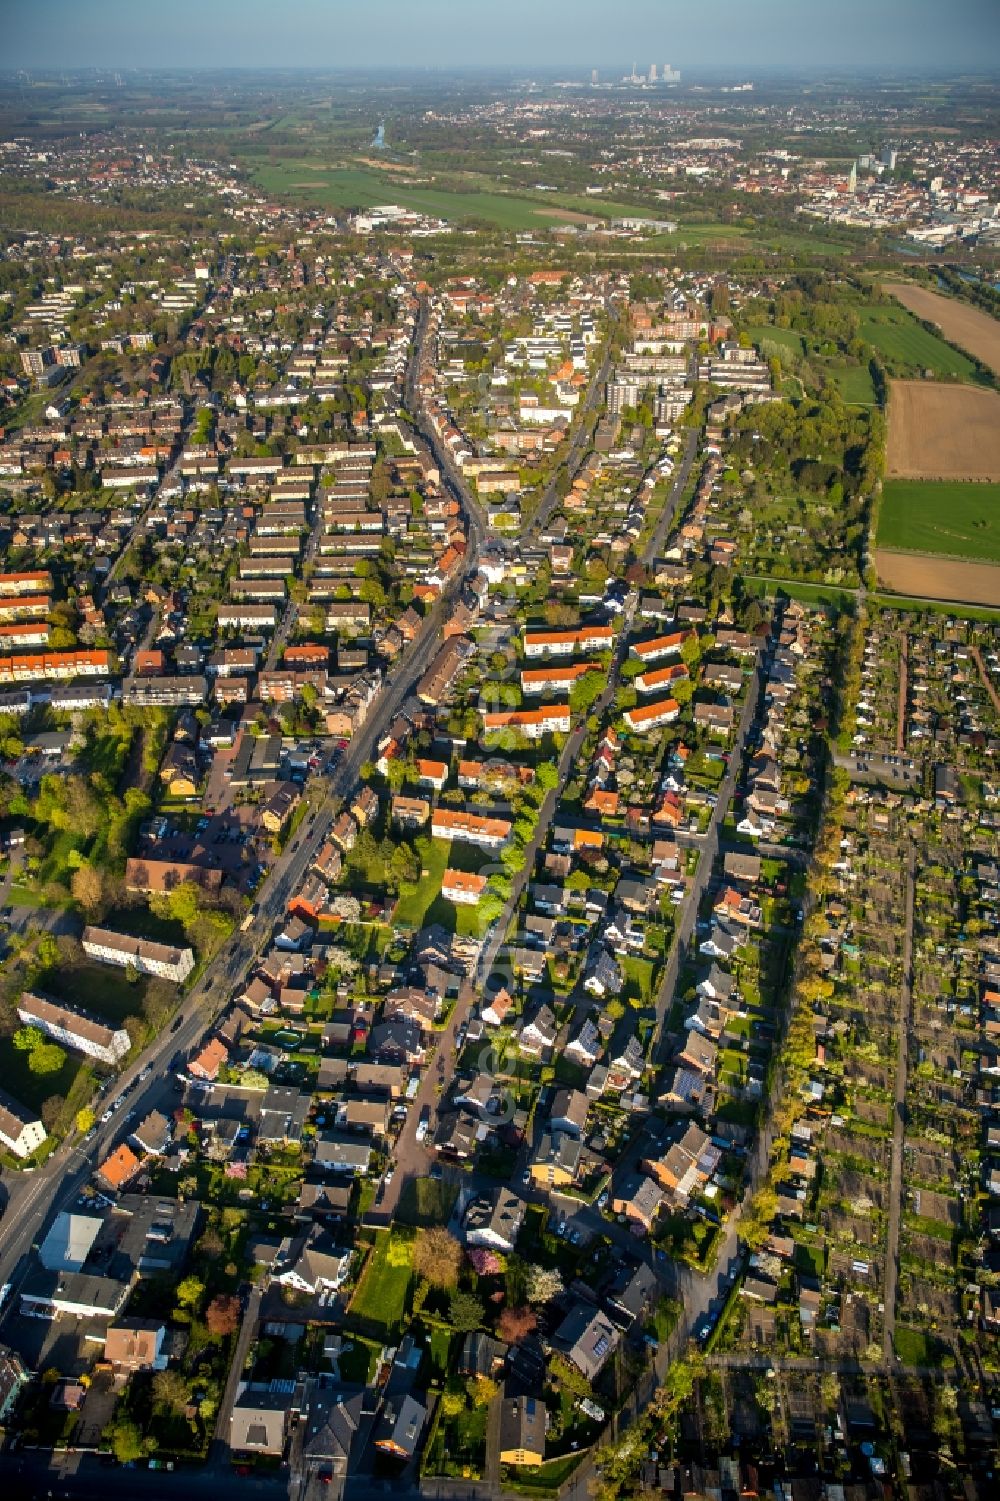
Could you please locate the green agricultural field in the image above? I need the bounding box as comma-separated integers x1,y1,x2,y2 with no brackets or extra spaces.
877,479,1000,562
859,305,978,381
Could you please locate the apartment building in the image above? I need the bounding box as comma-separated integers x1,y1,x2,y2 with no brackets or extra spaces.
522,626,614,659
81,926,195,984
18,991,131,1065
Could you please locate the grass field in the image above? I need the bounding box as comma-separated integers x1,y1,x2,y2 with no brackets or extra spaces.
249,160,662,230
392,834,492,936
38,959,148,1026
868,590,1000,623
827,363,878,406
744,325,805,355
743,576,857,611
859,305,979,381
348,1230,413,1337
877,480,1000,562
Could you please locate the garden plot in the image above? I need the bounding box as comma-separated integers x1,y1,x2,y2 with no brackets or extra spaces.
825,1128,890,1170
910,1188,962,1227
828,1249,882,1289
902,1275,960,1327
844,1057,893,1093
816,1293,872,1360
902,1231,954,1271
826,1209,880,1248
828,1164,887,1212
904,1140,964,1189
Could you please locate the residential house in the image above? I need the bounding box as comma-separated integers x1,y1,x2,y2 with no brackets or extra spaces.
230,1388,292,1457
611,1174,665,1234
104,1319,168,1374
498,1394,546,1467
463,1187,526,1252
0,1088,46,1159
374,1394,427,1461
529,1130,581,1189
553,1304,620,1382
18,991,131,1065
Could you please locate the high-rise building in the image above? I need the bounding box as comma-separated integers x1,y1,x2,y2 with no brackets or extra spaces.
848,162,858,196
662,63,681,84
649,64,658,82
880,145,898,170
591,68,599,85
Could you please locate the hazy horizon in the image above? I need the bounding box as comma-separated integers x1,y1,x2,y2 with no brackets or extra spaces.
6,0,1000,74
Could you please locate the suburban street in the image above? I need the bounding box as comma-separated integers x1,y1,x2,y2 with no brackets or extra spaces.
883,844,915,1364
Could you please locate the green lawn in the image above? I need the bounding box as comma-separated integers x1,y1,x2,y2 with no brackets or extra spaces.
859,305,979,381
347,1230,413,1337
504,1452,586,1493
38,958,147,1027
621,955,657,1007
877,479,1000,562
744,325,805,356
743,576,857,611
827,363,878,406
396,1175,460,1228
893,1325,932,1366
0,1032,91,1117
392,835,492,933
392,836,452,930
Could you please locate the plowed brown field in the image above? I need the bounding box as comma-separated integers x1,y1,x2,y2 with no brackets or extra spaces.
887,380,1000,480
876,549,1000,607
885,283,1000,378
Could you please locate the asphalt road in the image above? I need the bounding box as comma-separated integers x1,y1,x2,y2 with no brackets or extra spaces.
882,844,915,1363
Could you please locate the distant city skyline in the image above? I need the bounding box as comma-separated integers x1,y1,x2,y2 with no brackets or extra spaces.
5,0,1000,74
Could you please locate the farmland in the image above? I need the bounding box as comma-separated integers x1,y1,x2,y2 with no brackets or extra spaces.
875,550,1000,609
877,479,1000,562
885,380,1000,480
858,304,979,381
884,281,1000,379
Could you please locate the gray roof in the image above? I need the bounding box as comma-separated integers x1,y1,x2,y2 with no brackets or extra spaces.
499,1393,546,1457
230,1387,291,1453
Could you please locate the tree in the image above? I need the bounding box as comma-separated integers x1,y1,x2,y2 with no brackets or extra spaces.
526,1264,564,1305
205,1293,241,1336
498,1305,537,1343
71,862,105,915
197,1226,225,1260
175,1275,205,1313
29,1041,66,1076
467,1375,498,1407
152,1369,189,1411
412,1228,463,1289
76,1107,96,1134
13,1025,44,1053
108,1418,151,1465
439,1388,465,1419
449,1291,485,1332
41,1094,66,1131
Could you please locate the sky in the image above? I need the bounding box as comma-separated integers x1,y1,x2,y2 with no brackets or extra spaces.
5,0,1000,73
